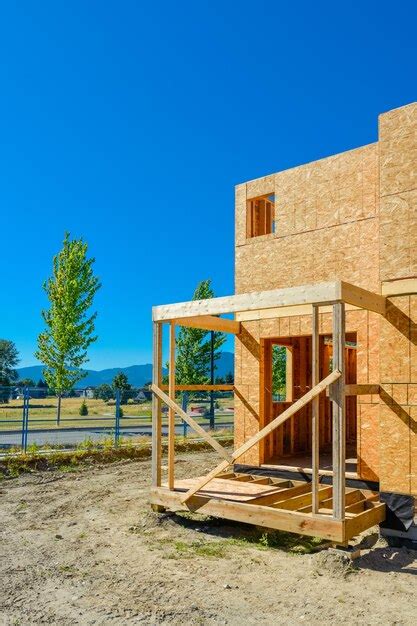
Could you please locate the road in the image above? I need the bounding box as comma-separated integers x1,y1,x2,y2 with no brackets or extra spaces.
0,420,233,449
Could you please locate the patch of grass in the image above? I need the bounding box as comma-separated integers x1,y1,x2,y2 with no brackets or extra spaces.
172,511,324,554
158,538,228,559
0,436,234,478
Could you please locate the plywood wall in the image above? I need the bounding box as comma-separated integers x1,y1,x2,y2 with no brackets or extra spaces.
377,103,417,494
234,102,417,492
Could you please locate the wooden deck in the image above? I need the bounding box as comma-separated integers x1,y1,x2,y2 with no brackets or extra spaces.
150,472,385,544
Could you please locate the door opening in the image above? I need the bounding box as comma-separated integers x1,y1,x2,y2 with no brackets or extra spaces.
260,333,357,472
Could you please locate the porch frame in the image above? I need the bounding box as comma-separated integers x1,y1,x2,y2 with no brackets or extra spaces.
151,280,386,526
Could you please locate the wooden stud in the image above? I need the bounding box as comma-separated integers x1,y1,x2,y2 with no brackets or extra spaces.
331,302,346,520
168,322,176,490
311,304,320,514
151,322,162,487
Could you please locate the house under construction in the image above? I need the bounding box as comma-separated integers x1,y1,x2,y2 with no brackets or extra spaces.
150,102,417,545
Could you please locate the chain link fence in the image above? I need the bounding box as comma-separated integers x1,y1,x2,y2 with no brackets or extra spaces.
0,385,234,454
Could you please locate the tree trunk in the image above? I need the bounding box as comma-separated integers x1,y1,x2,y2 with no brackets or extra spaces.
56,393,62,426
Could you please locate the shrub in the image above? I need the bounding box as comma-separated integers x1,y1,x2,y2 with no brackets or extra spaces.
79,400,88,416
118,406,124,418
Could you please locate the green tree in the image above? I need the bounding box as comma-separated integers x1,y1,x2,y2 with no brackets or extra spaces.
18,378,35,388
112,372,131,404
169,280,226,400
272,345,287,398
35,233,101,424
225,371,234,384
79,400,88,416
0,339,19,403
94,383,113,401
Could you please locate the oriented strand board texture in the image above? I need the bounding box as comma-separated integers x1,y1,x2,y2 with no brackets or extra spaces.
234,103,417,492
379,294,417,494
379,103,417,281
235,144,380,294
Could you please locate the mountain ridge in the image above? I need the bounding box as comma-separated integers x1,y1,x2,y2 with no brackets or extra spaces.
16,351,234,388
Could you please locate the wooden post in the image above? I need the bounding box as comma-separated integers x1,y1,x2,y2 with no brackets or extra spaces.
168,322,176,490
311,305,320,515
331,302,346,520
151,321,162,487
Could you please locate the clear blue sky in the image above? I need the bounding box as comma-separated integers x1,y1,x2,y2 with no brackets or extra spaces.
1,1,416,369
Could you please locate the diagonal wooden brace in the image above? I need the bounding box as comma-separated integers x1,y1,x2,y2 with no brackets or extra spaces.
179,369,341,504
151,384,233,463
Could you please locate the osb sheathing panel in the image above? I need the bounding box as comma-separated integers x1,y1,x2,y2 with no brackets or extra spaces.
379,190,417,281
379,103,417,197
379,103,417,282
379,295,417,494
235,217,380,294
235,144,379,296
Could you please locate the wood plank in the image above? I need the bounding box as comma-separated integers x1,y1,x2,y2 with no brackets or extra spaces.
172,315,241,334
332,302,346,521
381,278,417,297
168,322,175,490
180,370,341,504
151,322,162,487
345,384,380,396
344,503,386,541
274,486,333,511
152,281,341,321
150,487,345,542
311,304,320,514
340,281,386,316
169,476,284,501
151,384,233,463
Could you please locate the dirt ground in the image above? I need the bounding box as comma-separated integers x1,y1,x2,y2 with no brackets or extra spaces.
1,450,416,625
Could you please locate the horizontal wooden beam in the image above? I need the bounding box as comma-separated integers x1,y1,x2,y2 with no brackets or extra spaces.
153,281,386,321
160,384,234,391
340,282,386,316
171,315,241,334
345,384,380,396
382,278,417,297
153,281,341,321
150,487,345,542
327,384,380,397
151,384,233,463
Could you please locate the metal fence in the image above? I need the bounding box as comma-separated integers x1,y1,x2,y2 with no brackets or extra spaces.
0,385,234,454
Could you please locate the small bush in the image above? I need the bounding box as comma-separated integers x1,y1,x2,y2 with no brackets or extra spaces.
118,406,124,418
79,400,88,416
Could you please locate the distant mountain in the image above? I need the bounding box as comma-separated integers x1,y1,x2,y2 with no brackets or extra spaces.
16,351,234,388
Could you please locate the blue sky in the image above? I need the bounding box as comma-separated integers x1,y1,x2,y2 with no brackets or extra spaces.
1,1,416,369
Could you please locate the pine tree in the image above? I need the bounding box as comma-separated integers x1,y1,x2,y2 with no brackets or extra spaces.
172,279,226,386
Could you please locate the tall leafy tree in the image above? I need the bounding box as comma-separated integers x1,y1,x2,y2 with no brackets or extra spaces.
0,339,19,403
36,233,101,423
172,279,226,387
112,372,132,404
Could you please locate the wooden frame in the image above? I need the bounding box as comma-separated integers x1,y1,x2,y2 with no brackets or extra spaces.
152,280,386,322
150,279,387,540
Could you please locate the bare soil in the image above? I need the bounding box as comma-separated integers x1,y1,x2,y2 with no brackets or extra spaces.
1,450,416,625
